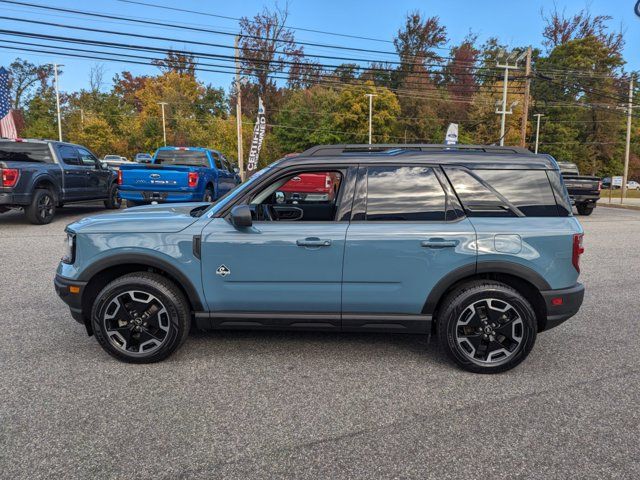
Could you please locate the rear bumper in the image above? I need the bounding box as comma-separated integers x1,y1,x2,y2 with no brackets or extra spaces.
119,189,203,203
0,191,31,206
54,274,87,324
569,194,599,204
540,283,585,331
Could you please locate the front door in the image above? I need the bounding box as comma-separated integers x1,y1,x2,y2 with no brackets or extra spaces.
77,147,110,198
342,165,477,331
200,167,353,329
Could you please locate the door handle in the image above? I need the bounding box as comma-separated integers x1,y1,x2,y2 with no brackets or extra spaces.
296,237,331,247
421,239,459,248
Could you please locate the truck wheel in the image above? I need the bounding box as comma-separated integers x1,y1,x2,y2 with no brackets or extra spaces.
437,280,537,374
576,203,594,216
91,272,191,363
104,184,122,209
25,188,56,225
203,188,214,202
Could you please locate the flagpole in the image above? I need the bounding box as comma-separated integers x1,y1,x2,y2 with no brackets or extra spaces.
53,63,62,142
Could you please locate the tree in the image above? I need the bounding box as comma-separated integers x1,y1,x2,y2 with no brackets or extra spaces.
151,50,197,76
7,58,54,110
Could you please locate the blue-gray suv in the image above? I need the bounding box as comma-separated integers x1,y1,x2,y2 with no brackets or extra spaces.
55,144,585,373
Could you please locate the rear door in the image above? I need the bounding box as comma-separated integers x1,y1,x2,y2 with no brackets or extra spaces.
342,164,477,331
57,145,86,200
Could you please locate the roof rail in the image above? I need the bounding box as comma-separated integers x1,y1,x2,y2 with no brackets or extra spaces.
300,144,533,156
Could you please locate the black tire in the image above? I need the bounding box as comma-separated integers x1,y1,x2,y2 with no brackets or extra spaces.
437,280,537,374
576,203,594,216
91,272,191,363
203,187,214,203
24,188,56,225
104,183,122,209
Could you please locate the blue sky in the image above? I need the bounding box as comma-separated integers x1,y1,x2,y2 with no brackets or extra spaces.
0,0,638,94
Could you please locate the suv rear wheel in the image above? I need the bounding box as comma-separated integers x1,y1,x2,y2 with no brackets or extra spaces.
437,281,537,373
91,272,190,363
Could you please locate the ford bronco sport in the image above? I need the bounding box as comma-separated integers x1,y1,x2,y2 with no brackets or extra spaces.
55,144,585,373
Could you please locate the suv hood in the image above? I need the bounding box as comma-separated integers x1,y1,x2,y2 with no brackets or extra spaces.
67,202,209,234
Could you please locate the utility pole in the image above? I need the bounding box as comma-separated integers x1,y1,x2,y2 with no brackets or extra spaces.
158,102,168,146
365,93,377,144
496,51,526,146
520,47,532,148
53,63,63,142
534,113,544,154
621,74,634,204
235,35,244,181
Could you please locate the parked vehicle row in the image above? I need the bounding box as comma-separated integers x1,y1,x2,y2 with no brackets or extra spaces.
0,139,120,224
55,144,585,374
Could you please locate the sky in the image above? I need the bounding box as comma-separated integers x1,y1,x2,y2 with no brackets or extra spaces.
0,0,639,94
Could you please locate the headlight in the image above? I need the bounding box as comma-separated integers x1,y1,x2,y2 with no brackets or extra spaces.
62,232,76,264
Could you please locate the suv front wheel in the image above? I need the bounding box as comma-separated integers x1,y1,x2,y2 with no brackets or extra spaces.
91,272,190,363
437,281,537,373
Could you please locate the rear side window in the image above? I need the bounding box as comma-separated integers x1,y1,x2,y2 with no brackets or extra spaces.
211,153,223,170
0,142,53,163
444,167,559,217
58,145,80,165
155,150,209,167
365,166,447,221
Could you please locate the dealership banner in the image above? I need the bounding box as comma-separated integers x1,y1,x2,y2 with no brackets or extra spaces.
247,97,266,172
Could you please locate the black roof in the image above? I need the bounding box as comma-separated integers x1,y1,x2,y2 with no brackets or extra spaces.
280,144,558,170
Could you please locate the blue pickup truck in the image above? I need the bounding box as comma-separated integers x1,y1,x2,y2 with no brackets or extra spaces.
118,146,240,206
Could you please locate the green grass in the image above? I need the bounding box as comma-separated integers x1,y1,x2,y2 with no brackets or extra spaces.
601,189,640,199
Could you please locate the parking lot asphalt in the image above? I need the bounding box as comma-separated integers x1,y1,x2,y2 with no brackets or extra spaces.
1,204,639,479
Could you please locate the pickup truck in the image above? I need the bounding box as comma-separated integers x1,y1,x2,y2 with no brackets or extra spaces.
557,161,601,216
278,172,341,203
118,146,240,206
0,138,120,224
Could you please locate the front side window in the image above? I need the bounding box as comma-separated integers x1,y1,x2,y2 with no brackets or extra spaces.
249,170,343,221
77,148,98,167
365,166,447,221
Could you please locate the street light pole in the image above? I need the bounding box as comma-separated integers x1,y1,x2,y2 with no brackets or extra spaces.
158,102,168,146
365,93,377,144
53,63,63,142
621,74,634,204
235,35,244,181
496,51,526,146
534,113,544,154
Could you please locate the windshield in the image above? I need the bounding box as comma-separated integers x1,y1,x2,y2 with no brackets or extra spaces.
0,142,53,163
104,155,121,160
205,163,277,217
155,150,209,167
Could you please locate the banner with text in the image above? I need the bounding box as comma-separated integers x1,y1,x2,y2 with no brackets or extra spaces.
247,97,265,172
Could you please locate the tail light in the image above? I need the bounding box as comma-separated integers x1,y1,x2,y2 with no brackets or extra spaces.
188,172,199,188
117,169,122,185
572,233,584,273
598,180,602,192
1,168,20,187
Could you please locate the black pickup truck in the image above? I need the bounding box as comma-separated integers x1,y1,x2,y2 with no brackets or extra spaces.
557,161,601,216
0,139,120,224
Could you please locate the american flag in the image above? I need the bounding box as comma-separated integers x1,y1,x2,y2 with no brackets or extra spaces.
0,67,18,139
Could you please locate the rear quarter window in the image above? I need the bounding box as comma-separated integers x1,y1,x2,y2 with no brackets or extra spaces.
444,167,560,217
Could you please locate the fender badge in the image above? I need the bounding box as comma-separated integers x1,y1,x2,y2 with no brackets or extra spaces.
216,265,231,277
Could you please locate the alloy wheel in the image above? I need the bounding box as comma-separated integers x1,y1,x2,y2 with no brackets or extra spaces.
102,290,170,356
455,298,524,364
38,193,54,221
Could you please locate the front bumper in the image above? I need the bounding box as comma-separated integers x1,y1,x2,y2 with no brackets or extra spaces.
54,274,87,324
540,283,585,330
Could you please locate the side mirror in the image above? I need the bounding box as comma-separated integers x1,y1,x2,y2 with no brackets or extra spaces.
230,205,252,228
233,167,240,174
99,162,108,169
